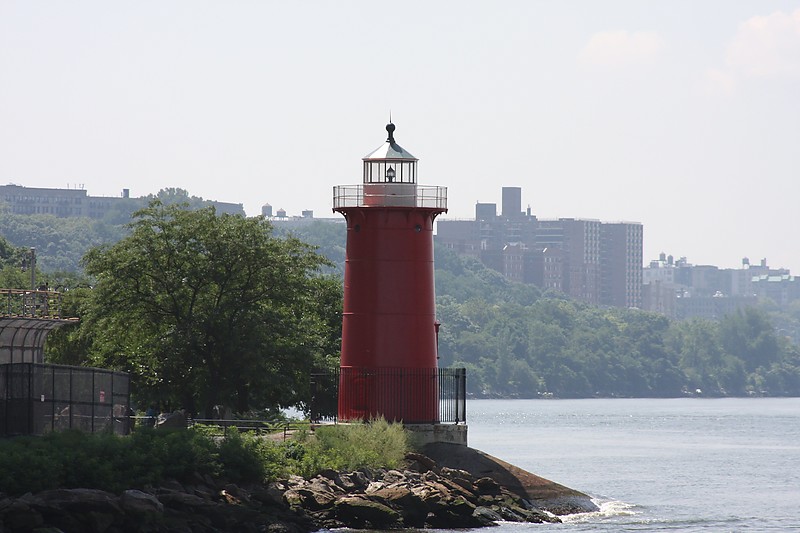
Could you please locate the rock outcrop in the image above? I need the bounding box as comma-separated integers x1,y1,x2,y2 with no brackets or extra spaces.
0,446,592,532
0,483,313,533
280,459,562,530
421,442,599,515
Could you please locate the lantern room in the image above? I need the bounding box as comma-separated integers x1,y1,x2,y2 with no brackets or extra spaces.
362,123,418,184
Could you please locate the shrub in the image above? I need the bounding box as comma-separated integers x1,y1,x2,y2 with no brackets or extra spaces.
0,435,63,494
0,420,410,495
0,429,221,495
300,418,408,475
217,429,272,483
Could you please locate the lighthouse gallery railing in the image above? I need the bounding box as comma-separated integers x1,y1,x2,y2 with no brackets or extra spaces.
333,185,448,210
309,367,466,425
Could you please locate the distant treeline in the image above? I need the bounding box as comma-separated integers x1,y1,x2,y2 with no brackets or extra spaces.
2,202,799,398
281,220,800,398
435,269,800,398
0,188,233,272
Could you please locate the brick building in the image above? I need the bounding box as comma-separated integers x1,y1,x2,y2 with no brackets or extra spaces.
436,187,643,308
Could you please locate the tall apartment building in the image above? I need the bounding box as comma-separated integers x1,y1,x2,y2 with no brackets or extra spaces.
501,186,523,219
600,223,643,308
436,187,643,308
535,218,602,305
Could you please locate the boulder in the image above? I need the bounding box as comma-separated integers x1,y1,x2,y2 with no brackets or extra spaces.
382,470,406,484
335,496,403,529
296,488,337,511
409,484,445,511
120,489,164,514
156,410,187,429
473,505,504,524
250,483,286,507
222,483,253,504
29,489,121,515
404,452,437,473
156,490,211,511
426,506,484,529
2,500,44,531
440,466,474,481
85,510,116,533
282,489,304,507
366,484,417,507
438,477,481,504
306,477,340,496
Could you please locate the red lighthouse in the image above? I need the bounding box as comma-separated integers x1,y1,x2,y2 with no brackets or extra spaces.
333,123,447,423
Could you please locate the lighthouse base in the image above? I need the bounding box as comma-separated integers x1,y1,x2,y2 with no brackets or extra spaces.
404,423,468,447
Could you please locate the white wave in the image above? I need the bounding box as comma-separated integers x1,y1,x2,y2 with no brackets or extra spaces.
559,497,636,523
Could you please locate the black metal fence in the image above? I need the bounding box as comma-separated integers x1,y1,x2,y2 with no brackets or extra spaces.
310,367,466,424
1,289,66,319
188,418,310,440
0,363,131,437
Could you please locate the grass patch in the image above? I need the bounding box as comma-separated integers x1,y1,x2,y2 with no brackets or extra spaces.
298,418,408,475
0,419,409,496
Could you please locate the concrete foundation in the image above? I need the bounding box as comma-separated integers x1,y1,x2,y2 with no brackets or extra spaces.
405,423,468,447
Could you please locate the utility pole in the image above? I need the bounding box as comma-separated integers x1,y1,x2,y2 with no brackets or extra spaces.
22,247,36,290
29,248,36,291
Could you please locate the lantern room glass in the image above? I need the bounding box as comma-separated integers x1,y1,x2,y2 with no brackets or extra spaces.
363,160,417,184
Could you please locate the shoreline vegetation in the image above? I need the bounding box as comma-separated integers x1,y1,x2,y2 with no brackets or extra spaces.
0,208,800,404
3,207,800,404
0,421,594,532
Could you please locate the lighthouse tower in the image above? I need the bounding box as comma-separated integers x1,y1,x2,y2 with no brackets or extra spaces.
333,123,447,423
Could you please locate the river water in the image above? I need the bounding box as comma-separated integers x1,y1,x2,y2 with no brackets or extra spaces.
465,398,800,532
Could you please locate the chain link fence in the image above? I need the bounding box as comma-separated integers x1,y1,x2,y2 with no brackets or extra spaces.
0,363,131,437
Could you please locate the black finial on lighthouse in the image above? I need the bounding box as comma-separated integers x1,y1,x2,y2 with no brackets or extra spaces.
386,122,396,144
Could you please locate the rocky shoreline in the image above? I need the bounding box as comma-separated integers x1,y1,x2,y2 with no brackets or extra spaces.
0,445,596,532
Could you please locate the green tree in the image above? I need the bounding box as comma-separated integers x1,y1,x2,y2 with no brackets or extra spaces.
42,287,94,365
0,235,36,288
719,307,780,373
0,210,127,272
273,220,346,275
79,201,341,416
0,234,18,266
667,319,722,391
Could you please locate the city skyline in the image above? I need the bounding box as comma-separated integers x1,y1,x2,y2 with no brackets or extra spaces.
1,1,798,271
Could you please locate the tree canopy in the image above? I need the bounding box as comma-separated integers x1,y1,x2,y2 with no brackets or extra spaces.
430,246,800,398
0,188,242,271
0,235,27,288
57,201,341,416
0,207,127,273
8,210,800,402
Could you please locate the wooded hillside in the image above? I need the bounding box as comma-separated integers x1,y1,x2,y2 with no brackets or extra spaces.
3,208,799,399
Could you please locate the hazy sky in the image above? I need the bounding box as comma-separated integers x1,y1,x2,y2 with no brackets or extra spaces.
1,1,799,271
